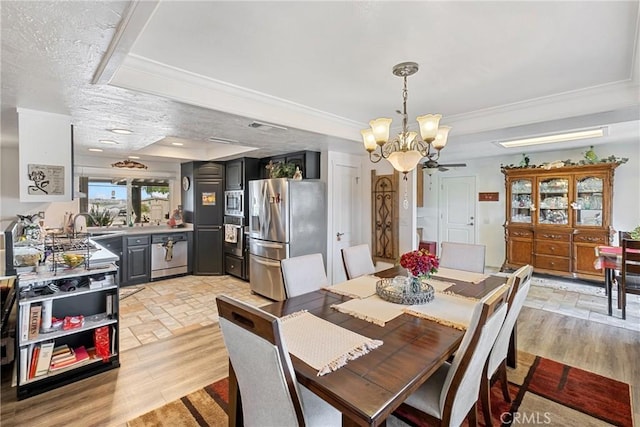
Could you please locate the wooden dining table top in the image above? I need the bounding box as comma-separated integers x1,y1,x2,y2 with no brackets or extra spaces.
256,267,507,427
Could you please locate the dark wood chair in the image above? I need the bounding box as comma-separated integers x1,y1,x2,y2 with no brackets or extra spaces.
617,238,640,320
216,295,341,426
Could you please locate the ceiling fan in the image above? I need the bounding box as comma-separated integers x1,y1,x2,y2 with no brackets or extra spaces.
421,159,467,172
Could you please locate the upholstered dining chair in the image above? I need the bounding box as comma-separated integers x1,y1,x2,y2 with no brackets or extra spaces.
617,238,640,320
281,253,329,298
480,264,533,426
216,295,341,427
341,244,376,279
439,242,486,273
394,284,509,427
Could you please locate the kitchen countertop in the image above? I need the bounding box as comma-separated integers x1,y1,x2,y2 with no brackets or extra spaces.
89,223,194,240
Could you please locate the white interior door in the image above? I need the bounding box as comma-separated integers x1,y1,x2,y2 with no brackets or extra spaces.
329,157,361,284
439,176,476,244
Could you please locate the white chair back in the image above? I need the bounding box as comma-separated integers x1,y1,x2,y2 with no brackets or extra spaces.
217,296,305,426
439,242,486,273
487,265,533,377
439,285,509,426
342,244,376,279
281,253,328,298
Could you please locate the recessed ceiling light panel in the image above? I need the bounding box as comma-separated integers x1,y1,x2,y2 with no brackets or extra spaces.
99,139,118,145
497,127,607,148
88,148,103,152
171,142,184,146
128,155,140,159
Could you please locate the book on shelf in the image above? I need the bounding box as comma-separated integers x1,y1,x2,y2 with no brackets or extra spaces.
20,305,29,342
28,304,42,340
49,346,91,371
19,347,28,384
51,344,75,363
28,345,40,379
35,341,54,377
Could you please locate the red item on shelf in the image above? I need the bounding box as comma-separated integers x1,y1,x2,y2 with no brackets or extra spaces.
94,326,110,362
62,315,84,330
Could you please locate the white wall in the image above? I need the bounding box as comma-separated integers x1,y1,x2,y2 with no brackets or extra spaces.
418,141,640,268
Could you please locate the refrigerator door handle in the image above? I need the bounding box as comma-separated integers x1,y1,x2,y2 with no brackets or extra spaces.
253,240,285,249
252,256,281,268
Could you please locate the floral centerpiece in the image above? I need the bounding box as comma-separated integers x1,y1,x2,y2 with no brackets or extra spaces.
399,249,439,293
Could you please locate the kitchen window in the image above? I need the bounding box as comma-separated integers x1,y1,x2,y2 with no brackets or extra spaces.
85,178,171,226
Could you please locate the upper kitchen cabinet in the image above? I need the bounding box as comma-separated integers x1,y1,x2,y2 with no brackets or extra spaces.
225,158,260,190
259,151,321,179
194,162,224,179
502,163,620,281
17,109,73,202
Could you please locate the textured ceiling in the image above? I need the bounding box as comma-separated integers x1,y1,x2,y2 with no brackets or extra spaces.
1,1,639,165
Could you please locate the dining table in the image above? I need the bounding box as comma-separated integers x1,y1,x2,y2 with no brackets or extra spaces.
227,266,507,427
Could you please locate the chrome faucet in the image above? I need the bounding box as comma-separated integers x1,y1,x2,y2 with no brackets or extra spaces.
73,213,95,238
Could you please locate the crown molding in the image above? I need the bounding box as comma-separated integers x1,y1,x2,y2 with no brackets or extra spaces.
109,54,363,142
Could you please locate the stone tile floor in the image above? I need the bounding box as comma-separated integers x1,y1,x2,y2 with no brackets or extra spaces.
119,273,639,351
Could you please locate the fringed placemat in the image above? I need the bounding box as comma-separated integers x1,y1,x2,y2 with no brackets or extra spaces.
322,275,378,299
402,293,477,330
280,310,383,376
432,267,490,284
331,296,405,326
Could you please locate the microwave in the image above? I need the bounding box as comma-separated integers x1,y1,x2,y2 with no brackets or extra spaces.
224,190,244,217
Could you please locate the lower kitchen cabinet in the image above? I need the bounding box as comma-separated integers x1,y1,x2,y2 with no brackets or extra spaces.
123,235,150,285
194,228,223,275
224,253,245,279
15,264,120,399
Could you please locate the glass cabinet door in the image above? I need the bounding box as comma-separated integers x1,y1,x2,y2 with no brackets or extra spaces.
574,176,603,226
538,178,569,225
510,179,532,223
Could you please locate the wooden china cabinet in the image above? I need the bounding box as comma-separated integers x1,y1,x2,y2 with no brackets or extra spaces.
502,163,619,281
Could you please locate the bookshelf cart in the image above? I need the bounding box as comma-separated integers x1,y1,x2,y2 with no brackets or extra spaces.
15,262,120,399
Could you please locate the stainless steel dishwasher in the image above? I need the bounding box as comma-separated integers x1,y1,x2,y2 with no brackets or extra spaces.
151,233,188,280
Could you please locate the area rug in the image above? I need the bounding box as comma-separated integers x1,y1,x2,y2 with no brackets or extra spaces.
119,286,145,300
126,353,633,427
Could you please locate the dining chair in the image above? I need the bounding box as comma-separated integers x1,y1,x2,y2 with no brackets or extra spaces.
341,244,376,279
617,238,640,320
394,284,509,427
216,295,341,427
439,242,486,273
480,264,533,426
281,253,329,298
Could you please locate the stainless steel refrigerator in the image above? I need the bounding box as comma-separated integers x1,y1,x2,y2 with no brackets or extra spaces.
248,178,326,300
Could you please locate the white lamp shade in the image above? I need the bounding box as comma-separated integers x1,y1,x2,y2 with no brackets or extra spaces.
417,114,442,141
361,129,377,151
369,118,392,144
432,126,451,149
387,150,423,173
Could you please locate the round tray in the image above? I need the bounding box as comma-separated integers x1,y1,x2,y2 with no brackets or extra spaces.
376,277,435,305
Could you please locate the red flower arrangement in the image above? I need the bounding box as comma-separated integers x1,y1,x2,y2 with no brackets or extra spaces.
399,248,439,278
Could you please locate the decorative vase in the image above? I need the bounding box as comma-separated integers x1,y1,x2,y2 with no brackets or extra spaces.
408,274,422,294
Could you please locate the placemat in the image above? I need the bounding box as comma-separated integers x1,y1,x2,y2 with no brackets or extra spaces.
322,275,378,299
280,310,383,376
331,295,405,326
402,293,477,330
432,267,490,284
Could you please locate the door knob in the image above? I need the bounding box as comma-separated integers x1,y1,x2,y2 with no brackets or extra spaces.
336,232,344,241
467,223,474,226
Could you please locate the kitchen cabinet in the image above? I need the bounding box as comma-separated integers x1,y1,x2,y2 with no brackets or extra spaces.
259,151,321,179
225,158,260,191
194,162,224,179
15,264,120,399
502,163,619,280
194,228,223,275
123,235,150,285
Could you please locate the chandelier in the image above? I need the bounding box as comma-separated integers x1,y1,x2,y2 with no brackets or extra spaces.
361,62,451,176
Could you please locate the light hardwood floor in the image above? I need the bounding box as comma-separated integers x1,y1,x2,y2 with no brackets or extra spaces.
1,278,638,426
